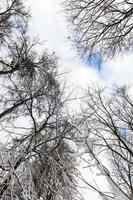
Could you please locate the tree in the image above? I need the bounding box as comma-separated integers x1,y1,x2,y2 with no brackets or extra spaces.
0,0,29,44
0,1,79,199
76,86,133,200
63,0,133,58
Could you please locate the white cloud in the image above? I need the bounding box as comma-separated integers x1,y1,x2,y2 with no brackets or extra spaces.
25,0,106,89
26,0,133,89
102,53,133,86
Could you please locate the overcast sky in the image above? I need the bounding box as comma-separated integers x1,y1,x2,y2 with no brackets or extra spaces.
26,0,133,88
25,0,133,199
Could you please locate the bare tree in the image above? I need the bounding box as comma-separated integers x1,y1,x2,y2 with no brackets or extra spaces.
0,1,79,199
75,85,133,200
63,0,133,58
0,0,29,44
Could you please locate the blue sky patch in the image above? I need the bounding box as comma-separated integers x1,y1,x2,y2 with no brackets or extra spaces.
86,53,102,71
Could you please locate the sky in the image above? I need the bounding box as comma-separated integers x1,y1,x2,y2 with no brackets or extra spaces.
25,0,133,89
25,0,133,199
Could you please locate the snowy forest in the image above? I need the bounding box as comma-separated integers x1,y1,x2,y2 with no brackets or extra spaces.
0,0,133,200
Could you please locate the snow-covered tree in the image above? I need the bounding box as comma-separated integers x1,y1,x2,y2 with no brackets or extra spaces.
63,0,133,58
77,86,133,200
0,1,78,199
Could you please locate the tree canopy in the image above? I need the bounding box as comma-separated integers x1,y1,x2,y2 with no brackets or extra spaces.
63,0,133,58
77,86,133,200
0,1,78,199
